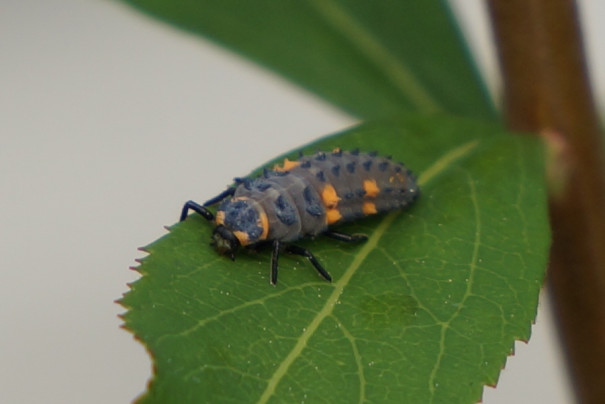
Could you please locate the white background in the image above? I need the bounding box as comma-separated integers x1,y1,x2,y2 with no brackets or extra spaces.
2,0,603,403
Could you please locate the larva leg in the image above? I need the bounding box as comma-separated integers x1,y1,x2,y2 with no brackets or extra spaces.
180,200,215,222
323,230,368,243
180,188,235,221
285,244,332,282
270,240,281,285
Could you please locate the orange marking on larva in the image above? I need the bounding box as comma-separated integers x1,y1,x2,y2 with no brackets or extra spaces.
326,208,342,224
321,184,340,209
259,211,269,240
363,179,380,197
388,173,405,183
232,231,250,246
273,158,300,172
363,201,378,215
332,147,342,153
215,210,225,226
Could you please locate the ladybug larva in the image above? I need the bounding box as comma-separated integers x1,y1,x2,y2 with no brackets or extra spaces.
180,148,419,284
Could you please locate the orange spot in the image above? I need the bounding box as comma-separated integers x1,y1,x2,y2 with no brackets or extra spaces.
326,208,342,224
363,179,380,197
259,211,269,240
233,231,250,246
274,158,300,172
321,184,340,209
332,147,342,153
215,210,225,226
388,173,405,183
363,202,377,215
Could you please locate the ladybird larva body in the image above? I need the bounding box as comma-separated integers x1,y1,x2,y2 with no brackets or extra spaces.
180,149,419,284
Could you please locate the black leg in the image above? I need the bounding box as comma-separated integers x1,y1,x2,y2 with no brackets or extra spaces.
270,240,280,285
181,188,236,221
323,230,368,243
203,187,236,206
180,200,215,222
285,244,332,282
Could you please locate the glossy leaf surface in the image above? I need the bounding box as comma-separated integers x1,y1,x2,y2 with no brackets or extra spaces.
121,114,549,403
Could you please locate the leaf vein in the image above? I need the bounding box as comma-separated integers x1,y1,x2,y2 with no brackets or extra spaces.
156,282,325,345
307,0,441,112
428,172,480,401
256,211,399,404
256,137,481,403
333,315,367,404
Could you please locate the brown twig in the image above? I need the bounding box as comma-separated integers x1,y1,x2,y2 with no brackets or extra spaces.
487,1,605,403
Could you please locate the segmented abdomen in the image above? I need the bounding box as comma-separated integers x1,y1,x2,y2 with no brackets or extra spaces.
233,149,419,242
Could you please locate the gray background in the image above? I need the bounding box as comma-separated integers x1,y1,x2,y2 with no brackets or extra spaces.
2,0,603,402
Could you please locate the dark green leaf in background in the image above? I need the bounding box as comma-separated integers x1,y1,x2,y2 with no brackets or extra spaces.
120,114,550,403
119,0,496,120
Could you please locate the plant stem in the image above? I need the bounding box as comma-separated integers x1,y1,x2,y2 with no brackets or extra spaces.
487,1,605,403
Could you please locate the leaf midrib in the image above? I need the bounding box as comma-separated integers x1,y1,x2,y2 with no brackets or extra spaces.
307,0,442,113
256,140,480,403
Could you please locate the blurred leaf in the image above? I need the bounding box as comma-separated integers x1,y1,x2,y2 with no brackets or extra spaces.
120,113,549,403
119,0,495,119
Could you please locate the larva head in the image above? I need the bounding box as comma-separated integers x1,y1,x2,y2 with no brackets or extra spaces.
213,197,269,258
211,225,240,260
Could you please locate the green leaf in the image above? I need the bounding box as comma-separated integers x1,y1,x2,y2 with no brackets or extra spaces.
120,114,550,404
119,0,495,120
